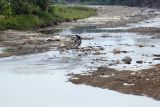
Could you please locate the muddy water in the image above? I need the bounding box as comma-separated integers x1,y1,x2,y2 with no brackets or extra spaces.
0,18,160,107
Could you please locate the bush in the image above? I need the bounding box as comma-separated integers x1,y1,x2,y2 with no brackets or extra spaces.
2,3,14,19
0,0,3,13
0,15,42,30
27,4,41,15
37,11,63,24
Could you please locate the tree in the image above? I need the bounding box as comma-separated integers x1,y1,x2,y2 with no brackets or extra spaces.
2,1,13,18
9,0,31,14
36,0,51,11
0,0,5,13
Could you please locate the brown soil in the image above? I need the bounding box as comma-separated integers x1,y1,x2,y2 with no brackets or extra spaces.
69,65,160,101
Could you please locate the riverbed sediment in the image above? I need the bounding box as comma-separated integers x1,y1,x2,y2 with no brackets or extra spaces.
70,64,160,101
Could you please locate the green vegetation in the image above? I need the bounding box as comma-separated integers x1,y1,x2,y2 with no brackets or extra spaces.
0,15,42,30
51,5,96,21
0,0,96,30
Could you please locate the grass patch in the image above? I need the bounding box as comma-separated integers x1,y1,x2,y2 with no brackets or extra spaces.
0,5,96,30
0,15,43,30
51,5,96,21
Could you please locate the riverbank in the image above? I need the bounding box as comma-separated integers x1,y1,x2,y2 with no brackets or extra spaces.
56,5,158,28
70,64,160,101
0,5,96,57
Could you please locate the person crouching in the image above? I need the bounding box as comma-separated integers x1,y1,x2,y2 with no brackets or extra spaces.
74,35,82,48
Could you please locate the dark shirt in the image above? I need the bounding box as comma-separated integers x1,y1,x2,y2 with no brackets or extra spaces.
75,35,81,46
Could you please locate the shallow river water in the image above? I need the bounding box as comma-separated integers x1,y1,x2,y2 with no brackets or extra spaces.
0,17,160,107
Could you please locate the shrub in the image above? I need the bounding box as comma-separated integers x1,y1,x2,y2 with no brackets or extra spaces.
2,2,14,19
0,5,96,30
0,15,42,30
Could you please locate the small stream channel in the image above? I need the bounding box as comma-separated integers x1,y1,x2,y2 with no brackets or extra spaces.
0,17,160,107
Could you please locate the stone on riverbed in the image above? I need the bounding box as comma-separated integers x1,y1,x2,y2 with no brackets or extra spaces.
122,56,132,64
136,60,143,64
113,48,121,54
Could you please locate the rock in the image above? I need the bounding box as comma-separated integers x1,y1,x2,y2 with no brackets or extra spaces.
113,49,129,54
101,34,112,38
153,58,160,60
151,45,155,47
153,54,160,57
47,38,60,42
136,60,143,64
113,48,120,54
122,56,132,64
148,10,154,14
138,44,145,48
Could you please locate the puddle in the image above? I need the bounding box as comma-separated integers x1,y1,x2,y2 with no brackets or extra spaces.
0,15,160,107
